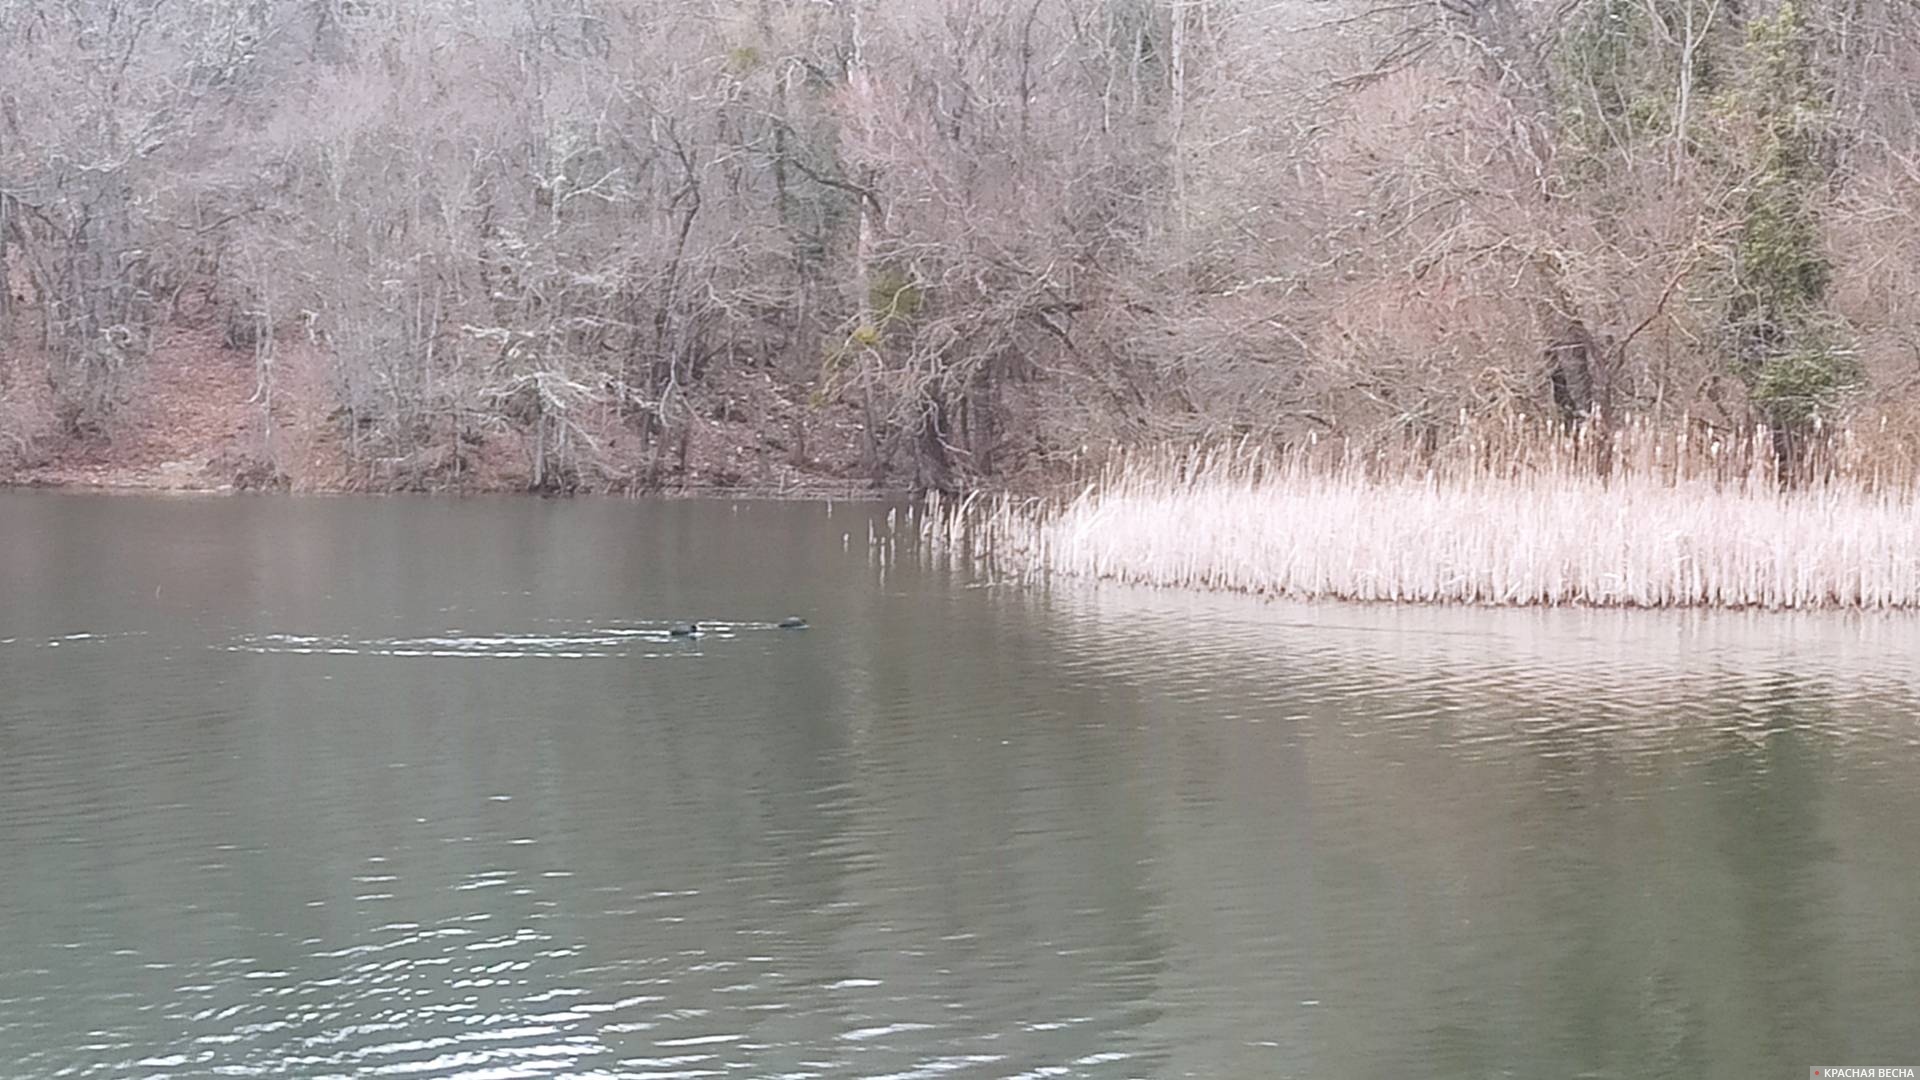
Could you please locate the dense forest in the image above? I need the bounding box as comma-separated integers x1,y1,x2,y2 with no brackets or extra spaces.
2,0,1918,492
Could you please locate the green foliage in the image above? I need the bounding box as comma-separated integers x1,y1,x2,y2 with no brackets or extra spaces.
1550,0,1854,427
1724,0,1851,427
1557,0,1667,160
867,266,924,320
1746,0,1822,131
812,269,925,399
1750,338,1858,425
726,45,762,73
816,270,921,372
1734,172,1829,320
1554,0,1740,180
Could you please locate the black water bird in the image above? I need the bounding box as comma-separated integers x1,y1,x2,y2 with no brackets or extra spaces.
778,616,808,630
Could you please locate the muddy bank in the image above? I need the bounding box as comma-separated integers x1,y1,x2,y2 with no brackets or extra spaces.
0,325,900,498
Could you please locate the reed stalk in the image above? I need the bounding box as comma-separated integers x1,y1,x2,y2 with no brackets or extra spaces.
923,418,1920,609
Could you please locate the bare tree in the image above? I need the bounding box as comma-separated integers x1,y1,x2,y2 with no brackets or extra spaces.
3,0,1918,489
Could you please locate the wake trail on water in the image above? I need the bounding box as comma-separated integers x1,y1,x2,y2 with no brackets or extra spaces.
0,631,151,650
218,622,794,660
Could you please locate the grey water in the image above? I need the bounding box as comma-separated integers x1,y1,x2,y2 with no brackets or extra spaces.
2,491,1918,1079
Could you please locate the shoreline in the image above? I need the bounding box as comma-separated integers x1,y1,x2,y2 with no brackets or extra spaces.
0,476,909,501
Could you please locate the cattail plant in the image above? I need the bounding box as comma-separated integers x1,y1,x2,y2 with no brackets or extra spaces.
923,418,1920,610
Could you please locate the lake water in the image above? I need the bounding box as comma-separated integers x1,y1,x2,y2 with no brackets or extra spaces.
2,492,1918,1079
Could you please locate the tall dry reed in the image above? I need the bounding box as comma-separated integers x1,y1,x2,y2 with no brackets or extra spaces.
923,419,1920,609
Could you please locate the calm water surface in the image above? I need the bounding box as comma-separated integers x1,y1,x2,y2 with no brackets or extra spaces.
2,492,1918,1079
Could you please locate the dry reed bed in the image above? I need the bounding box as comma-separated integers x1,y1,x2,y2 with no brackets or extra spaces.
925,425,1920,610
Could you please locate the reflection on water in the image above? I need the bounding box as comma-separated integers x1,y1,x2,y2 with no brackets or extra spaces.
0,492,1917,1078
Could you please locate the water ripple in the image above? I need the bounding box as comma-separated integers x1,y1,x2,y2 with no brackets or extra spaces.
217,624,802,660
6,498,1920,1079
